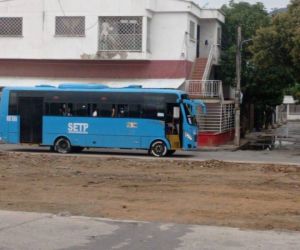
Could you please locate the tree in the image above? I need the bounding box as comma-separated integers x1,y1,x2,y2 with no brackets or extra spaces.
220,1,272,130
251,0,300,83
221,1,300,130
248,0,300,128
220,1,270,88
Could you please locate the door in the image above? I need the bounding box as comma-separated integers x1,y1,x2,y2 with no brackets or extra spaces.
19,97,44,143
196,25,201,58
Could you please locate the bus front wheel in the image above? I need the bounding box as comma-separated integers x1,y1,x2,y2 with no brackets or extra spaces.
149,141,168,157
54,137,71,154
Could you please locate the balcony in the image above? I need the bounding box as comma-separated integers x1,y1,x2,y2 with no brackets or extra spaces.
185,80,224,100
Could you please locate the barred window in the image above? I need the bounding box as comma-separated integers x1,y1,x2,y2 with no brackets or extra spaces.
98,16,143,51
0,17,23,37
55,16,85,37
189,21,195,40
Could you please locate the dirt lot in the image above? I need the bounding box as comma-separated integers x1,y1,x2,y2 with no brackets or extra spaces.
0,151,300,231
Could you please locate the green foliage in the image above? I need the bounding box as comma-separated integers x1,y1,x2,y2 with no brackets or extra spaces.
220,1,270,87
251,0,300,83
287,83,300,103
220,1,300,129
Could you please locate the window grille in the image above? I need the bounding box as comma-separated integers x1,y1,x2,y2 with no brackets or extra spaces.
189,21,195,40
98,16,143,51
0,17,23,37
55,16,85,37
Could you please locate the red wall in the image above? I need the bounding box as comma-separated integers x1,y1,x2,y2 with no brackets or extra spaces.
0,59,193,79
198,130,235,147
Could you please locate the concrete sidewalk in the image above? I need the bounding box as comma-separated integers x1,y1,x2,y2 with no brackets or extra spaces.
0,210,300,250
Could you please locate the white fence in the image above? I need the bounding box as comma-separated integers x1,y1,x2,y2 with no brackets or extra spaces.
185,80,224,100
197,102,235,133
277,104,300,122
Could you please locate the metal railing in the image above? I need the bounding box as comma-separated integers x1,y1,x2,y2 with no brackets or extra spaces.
197,102,235,133
185,80,224,100
202,45,218,80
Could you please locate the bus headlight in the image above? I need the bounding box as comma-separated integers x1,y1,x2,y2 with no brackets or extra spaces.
184,132,193,141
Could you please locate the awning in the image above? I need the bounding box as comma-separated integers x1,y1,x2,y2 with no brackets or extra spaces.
0,77,186,90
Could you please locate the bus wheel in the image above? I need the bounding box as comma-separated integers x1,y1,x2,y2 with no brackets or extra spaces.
167,150,176,156
54,138,71,154
150,141,168,157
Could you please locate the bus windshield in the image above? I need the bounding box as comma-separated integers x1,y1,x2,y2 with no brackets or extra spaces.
183,103,197,126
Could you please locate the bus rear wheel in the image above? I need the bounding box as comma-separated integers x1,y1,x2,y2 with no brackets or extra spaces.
54,138,71,154
149,141,168,157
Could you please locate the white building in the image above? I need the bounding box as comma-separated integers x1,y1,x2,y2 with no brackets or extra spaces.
1,0,234,146
0,0,224,88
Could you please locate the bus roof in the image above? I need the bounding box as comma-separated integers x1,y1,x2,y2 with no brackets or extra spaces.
3,84,186,96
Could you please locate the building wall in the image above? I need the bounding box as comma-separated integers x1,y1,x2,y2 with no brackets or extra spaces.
0,59,192,79
198,19,222,58
0,0,223,81
0,0,150,60
0,0,222,61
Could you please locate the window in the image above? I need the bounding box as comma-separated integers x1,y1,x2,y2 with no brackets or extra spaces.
45,103,73,116
55,16,85,37
117,104,129,118
0,17,23,37
74,103,89,117
8,92,18,115
100,104,115,118
189,21,195,40
141,103,165,120
129,105,142,118
98,16,143,51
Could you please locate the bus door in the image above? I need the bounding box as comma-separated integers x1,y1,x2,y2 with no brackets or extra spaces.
166,104,181,149
19,97,44,143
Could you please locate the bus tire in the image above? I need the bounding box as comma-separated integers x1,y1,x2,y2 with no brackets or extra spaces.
149,140,168,157
54,137,71,154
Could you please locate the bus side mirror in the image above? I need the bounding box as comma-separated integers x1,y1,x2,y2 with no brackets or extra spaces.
173,107,180,119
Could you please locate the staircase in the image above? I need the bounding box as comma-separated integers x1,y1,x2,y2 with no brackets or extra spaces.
190,58,208,80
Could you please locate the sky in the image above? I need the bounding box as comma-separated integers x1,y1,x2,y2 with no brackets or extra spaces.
194,0,290,10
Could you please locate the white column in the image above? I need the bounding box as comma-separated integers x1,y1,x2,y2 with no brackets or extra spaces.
142,16,148,55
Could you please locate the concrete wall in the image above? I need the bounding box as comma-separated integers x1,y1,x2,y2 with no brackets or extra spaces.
198,19,222,58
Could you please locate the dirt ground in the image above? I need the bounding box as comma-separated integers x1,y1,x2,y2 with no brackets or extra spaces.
0,151,299,231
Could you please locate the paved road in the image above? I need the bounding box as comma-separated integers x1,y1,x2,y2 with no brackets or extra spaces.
1,143,299,166
0,211,299,250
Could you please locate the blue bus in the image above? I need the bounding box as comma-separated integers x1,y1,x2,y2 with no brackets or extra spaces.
0,84,205,157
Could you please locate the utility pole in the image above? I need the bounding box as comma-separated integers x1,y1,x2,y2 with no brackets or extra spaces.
235,26,242,146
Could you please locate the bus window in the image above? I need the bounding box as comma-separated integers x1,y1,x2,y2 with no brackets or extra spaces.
9,92,18,115
91,104,99,117
141,103,165,120
129,104,141,118
100,104,115,117
45,103,64,116
184,104,197,125
117,104,129,118
74,103,89,117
